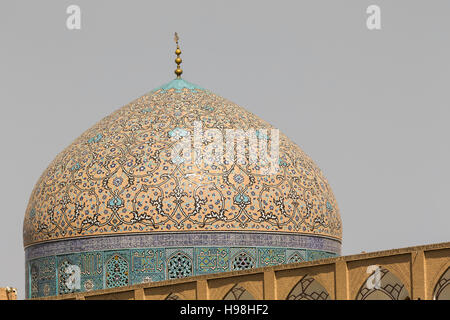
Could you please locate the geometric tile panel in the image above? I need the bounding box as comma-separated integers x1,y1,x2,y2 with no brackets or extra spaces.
286,249,307,263
258,248,286,267
79,252,103,292
130,249,165,285
167,251,193,280
230,248,257,271
195,248,229,275
26,246,336,298
104,250,131,289
30,256,56,298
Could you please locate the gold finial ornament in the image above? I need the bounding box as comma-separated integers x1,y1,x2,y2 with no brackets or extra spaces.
174,32,183,78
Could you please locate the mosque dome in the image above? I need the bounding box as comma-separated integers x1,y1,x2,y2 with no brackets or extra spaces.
23,37,342,298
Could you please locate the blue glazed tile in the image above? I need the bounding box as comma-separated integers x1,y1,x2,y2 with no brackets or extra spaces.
26,240,339,297
194,247,229,275
258,248,286,267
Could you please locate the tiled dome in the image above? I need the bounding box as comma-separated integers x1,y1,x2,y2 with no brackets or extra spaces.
23,78,342,298
24,78,341,246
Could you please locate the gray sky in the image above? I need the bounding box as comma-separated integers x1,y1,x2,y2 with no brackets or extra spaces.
1,0,449,299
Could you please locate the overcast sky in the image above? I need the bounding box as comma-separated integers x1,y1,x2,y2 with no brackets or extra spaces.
1,0,449,299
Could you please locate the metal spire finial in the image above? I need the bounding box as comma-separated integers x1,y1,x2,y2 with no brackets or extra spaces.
174,32,182,78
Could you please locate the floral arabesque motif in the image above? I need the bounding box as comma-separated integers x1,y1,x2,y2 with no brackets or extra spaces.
23,79,342,247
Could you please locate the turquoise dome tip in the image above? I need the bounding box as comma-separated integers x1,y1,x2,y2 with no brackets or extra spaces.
152,78,205,93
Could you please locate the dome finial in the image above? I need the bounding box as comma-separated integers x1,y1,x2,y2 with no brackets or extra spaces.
174,32,183,79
